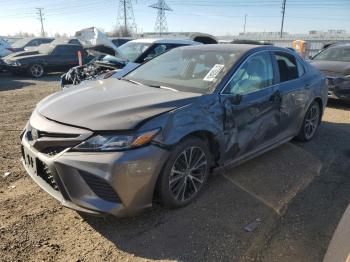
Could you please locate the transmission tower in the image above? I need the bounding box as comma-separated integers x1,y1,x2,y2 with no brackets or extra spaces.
149,0,172,36
117,0,137,36
36,8,45,37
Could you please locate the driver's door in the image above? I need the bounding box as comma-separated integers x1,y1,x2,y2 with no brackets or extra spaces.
220,51,282,163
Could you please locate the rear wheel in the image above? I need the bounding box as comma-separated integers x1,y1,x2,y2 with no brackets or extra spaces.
295,101,321,142
158,137,212,208
28,63,45,78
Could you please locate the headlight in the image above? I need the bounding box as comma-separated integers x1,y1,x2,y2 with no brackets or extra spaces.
73,128,161,151
7,61,21,66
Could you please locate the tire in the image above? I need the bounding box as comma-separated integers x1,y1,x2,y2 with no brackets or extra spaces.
28,63,45,78
295,101,321,142
158,136,212,208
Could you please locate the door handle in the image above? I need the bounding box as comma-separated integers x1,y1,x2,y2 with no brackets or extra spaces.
270,90,282,103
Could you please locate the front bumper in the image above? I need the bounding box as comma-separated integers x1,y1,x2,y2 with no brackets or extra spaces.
327,77,350,101
21,116,169,217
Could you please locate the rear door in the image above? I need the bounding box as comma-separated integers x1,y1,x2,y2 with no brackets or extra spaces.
221,51,281,161
272,51,308,136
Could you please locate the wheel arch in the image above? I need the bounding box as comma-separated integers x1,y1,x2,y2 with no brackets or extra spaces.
152,129,220,201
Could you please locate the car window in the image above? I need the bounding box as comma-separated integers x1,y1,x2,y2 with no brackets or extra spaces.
274,52,299,82
118,42,152,61
41,39,52,44
313,47,350,62
142,44,177,62
52,46,80,57
69,39,81,45
29,40,40,47
224,51,274,95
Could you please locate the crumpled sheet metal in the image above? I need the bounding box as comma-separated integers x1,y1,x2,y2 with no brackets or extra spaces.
75,27,119,54
152,94,280,166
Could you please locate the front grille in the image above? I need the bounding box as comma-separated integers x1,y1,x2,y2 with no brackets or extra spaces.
41,146,67,157
36,131,79,139
79,170,121,203
37,160,59,191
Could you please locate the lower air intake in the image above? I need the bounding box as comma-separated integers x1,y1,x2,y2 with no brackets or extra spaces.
79,170,121,203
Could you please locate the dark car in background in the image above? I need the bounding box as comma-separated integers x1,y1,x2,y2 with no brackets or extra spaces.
21,44,327,217
11,37,54,52
310,43,350,101
4,44,92,78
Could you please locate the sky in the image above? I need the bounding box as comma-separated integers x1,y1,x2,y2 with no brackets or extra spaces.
0,0,349,37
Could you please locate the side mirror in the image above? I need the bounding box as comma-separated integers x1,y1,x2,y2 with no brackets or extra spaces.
229,94,242,105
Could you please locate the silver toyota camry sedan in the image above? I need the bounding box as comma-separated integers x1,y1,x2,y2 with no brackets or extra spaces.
21,44,327,217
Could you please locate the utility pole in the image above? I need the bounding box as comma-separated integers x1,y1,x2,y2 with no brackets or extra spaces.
36,8,45,37
243,14,247,34
117,0,137,36
280,0,286,38
149,0,172,36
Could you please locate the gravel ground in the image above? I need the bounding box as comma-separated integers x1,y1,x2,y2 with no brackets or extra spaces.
0,72,349,262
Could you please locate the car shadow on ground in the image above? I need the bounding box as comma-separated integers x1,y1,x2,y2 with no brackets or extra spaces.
0,72,61,91
81,136,338,261
327,99,350,110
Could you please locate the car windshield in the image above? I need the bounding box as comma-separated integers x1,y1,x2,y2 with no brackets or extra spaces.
118,42,152,61
12,38,31,48
313,47,350,62
125,47,242,94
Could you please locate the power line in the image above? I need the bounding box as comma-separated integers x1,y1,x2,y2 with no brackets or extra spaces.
36,7,45,37
149,0,173,35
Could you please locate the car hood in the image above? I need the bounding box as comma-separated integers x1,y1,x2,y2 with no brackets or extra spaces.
4,50,43,60
310,60,350,76
37,78,201,131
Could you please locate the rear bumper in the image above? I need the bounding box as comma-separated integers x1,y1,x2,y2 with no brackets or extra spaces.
21,129,169,217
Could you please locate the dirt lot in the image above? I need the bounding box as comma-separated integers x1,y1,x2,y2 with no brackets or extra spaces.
0,72,350,262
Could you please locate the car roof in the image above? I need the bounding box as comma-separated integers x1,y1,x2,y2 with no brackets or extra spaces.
175,44,297,54
129,38,201,45
49,43,82,48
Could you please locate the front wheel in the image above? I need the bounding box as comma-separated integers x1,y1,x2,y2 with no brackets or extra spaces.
28,64,45,78
295,101,321,142
158,137,212,208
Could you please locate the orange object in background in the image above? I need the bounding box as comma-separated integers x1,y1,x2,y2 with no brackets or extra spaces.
292,40,307,58
77,50,83,66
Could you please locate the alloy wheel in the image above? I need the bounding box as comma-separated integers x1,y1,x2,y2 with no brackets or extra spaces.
169,146,208,202
30,64,44,78
304,103,320,140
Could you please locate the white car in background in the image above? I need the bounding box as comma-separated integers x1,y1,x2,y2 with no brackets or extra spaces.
0,38,13,57
0,38,13,71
